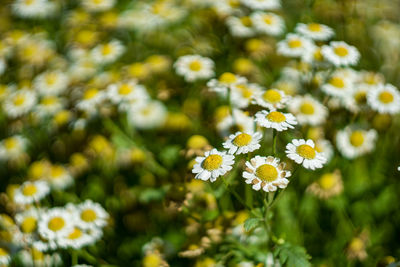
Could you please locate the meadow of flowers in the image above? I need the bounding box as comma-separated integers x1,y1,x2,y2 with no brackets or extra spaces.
0,0,400,266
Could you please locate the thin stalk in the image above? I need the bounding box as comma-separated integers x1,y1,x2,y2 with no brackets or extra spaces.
272,129,277,156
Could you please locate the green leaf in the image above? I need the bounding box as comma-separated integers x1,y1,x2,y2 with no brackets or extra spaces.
244,218,261,232
275,243,311,267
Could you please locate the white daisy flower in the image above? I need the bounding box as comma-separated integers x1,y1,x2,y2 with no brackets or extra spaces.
76,88,106,113
252,88,291,110
226,16,256,38
0,247,10,266
288,95,328,126
240,0,281,10
230,83,262,109
336,127,377,159
342,84,371,113
128,100,167,130
174,55,215,82
243,156,291,192
75,200,109,230
38,207,75,241
301,45,328,65
3,89,37,118
223,131,262,155
192,149,235,182
34,96,65,117
58,226,95,249
367,84,400,114
15,208,40,235
33,70,69,96
0,135,28,161
91,39,125,65
14,181,50,205
286,139,327,170
12,0,57,19
251,12,285,36
321,41,360,67
357,71,384,89
212,0,241,16
46,165,74,190
106,80,148,105
277,34,314,58
81,0,115,12
295,23,334,41
207,72,247,95
255,110,297,131
216,109,255,137
321,74,353,98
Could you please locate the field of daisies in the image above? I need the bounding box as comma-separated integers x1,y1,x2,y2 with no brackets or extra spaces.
1,0,400,266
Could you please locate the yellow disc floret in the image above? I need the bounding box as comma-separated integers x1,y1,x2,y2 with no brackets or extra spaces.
266,111,286,123
48,217,65,232
300,102,315,115
378,91,394,104
218,72,237,84
334,46,349,57
256,164,278,182
263,89,282,103
22,184,37,196
202,155,223,171
297,144,316,159
349,131,364,147
81,209,97,222
233,133,252,147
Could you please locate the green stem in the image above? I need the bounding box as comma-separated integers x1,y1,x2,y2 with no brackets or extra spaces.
272,129,277,156
71,250,78,266
222,177,252,211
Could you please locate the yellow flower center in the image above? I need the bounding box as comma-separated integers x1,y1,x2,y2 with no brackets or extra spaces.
263,15,274,25
118,84,133,95
263,89,281,103
187,135,208,149
378,91,394,104
202,154,223,171
32,249,44,261
218,72,237,84
22,184,37,196
229,0,240,8
236,84,253,98
189,60,202,71
308,23,322,32
329,77,345,88
315,143,323,153
318,174,336,190
84,88,98,100
334,46,349,57
349,131,364,147
296,144,316,159
0,248,8,256
51,165,65,178
21,217,37,233
4,138,18,150
41,97,57,106
288,39,302,48
240,16,252,27
13,95,26,106
68,228,83,240
266,111,286,123
25,0,34,5
313,48,323,61
256,164,278,182
101,44,113,56
48,217,65,232
81,209,97,222
45,73,57,86
349,238,364,251
300,102,315,115
233,133,252,147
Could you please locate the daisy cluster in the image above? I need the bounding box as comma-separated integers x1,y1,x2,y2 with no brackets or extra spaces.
0,0,399,266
